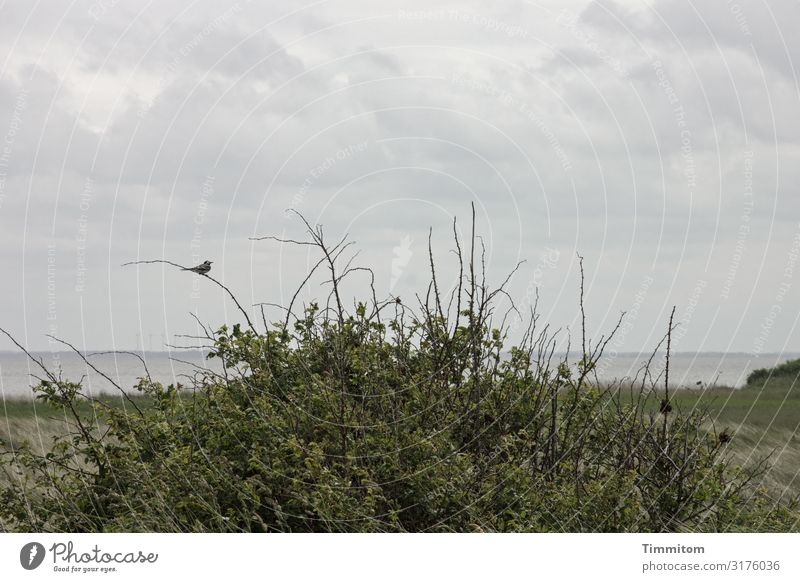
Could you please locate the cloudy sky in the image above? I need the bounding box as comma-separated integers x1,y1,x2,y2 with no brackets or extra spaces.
0,0,798,355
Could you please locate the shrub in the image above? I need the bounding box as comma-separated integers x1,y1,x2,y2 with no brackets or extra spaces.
1,212,796,532
746,358,800,386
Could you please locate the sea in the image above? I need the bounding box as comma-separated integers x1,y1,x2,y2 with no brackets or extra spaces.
0,350,798,399
0,350,216,399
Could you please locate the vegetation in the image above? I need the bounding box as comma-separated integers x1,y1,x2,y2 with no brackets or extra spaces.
1,211,798,532
747,358,800,386
658,376,800,431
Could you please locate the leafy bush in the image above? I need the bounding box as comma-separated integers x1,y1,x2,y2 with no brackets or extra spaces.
1,213,797,532
746,358,800,386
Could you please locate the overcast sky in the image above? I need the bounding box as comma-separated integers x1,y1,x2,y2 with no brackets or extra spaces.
0,0,798,355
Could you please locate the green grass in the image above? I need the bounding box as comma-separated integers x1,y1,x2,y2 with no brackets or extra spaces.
0,394,151,452
671,376,800,431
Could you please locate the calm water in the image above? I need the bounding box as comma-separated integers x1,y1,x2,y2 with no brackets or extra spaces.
0,351,218,399
0,350,798,399
585,351,800,388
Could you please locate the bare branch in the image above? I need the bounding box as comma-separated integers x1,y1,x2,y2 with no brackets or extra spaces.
122,259,256,333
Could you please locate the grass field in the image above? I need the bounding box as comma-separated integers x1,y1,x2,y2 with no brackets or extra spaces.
669,377,800,431
0,394,148,455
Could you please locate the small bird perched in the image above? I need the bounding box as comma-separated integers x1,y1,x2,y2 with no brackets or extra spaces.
182,260,213,275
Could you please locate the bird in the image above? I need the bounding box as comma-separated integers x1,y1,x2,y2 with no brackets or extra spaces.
182,260,212,275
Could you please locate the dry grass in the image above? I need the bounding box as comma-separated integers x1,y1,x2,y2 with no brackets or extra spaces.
0,404,82,454
724,424,800,500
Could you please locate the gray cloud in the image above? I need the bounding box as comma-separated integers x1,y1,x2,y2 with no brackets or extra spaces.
0,0,798,353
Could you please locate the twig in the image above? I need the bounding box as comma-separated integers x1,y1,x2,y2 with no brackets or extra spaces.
46,335,144,417
121,259,256,333
664,306,677,440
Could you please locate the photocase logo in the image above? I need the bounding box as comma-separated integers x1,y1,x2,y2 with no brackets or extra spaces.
20,542,46,570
